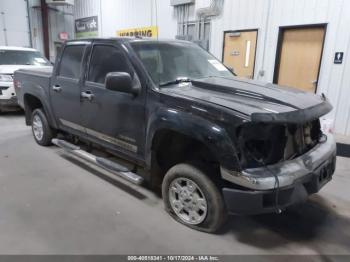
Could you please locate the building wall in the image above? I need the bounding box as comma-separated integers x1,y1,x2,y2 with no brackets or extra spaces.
29,0,44,53
47,5,75,61
74,0,177,39
74,0,101,36
74,0,350,135
27,0,74,61
74,0,101,20
0,0,31,47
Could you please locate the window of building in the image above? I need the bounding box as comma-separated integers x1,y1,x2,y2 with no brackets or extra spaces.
177,20,211,50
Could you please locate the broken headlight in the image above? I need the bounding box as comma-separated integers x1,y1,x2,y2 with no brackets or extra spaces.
237,120,322,169
237,123,287,168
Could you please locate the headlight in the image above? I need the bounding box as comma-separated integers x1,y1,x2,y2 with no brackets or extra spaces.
0,74,13,82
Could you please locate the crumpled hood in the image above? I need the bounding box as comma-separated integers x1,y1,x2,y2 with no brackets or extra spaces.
162,77,332,124
0,65,51,74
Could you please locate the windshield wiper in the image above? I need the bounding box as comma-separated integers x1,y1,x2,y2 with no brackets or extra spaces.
159,77,192,87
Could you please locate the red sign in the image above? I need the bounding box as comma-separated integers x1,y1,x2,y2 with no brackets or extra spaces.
59,32,69,41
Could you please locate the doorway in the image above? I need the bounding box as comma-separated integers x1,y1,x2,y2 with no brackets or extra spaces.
223,30,258,79
274,25,326,93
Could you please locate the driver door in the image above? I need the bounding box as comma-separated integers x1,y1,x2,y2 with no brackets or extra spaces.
80,42,146,161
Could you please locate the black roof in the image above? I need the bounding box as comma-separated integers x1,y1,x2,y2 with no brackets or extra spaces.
64,37,190,45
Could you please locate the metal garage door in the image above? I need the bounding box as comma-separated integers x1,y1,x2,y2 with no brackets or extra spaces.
0,0,30,47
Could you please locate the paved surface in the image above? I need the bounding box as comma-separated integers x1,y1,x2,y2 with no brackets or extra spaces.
0,113,350,255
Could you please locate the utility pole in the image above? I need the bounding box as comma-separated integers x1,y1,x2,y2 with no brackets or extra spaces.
41,0,50,59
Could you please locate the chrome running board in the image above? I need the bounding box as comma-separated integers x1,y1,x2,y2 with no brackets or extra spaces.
52,139,144,185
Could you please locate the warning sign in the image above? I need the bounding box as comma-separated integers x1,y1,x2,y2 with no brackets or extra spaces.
116,26,158,38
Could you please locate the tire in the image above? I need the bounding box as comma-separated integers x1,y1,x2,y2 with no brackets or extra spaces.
31,108,55,146
162,163,227,233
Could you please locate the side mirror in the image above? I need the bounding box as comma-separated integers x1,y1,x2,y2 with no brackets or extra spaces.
105,72,140,96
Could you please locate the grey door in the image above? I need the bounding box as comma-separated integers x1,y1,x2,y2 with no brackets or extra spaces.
50,43,87,133
81,43,146,160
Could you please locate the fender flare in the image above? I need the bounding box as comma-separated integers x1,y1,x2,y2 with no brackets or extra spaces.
23,83,58,129
145,108,240,170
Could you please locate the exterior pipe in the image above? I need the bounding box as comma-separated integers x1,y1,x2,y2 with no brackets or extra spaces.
40,0,50,59
196,0,224,19
26,0,33,48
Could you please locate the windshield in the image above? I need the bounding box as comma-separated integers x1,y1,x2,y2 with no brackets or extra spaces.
0,50,51,66
130,41,234,86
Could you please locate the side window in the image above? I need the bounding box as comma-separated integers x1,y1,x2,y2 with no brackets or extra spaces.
58,45,85,79
88,45,133,84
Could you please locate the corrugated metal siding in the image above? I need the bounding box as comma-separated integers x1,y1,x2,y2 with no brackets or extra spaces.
0,0,30,47
27,0,74,59
48,5,75,61
100,0,154,36
74,0,100,19
155,0,177,39
74,0,101,36
74,0,176,39
29,2,44,53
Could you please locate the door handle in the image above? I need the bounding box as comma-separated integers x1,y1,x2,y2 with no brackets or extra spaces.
81,91,94,101
52,85,62,92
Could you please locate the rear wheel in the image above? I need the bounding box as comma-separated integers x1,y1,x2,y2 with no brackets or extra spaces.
162,163,227,233
31,108,55,146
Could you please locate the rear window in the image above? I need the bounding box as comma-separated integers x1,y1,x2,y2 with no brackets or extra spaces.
0,50,51,66
58,45,85,79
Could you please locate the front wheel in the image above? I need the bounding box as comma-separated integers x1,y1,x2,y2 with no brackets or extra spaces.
162,163,227,233
31,108,55,146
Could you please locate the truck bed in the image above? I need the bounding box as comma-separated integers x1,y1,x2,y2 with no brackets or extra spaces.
14,66,53,109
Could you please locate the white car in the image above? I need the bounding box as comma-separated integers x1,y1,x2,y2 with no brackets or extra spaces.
0,46,52,112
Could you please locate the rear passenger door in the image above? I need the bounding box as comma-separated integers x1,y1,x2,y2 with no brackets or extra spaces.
81,43,146,161
50,42,88,134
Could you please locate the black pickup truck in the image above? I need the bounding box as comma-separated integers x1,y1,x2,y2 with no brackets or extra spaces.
14,38,336,233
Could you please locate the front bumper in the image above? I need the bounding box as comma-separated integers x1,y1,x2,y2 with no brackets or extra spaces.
221,134,337,215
